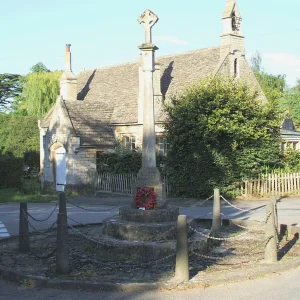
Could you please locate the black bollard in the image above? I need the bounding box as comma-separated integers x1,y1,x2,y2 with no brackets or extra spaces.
175,215,189,282
19,202,30,253
56,212,69,274
59,192,67,215
212,188,221,231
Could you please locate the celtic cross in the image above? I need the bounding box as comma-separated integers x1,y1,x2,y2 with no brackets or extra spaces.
138,9,159,43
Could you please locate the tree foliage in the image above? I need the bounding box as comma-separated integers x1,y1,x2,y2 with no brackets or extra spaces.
30,62,50,73
279,79,300,126
164,76,283,197
0,73,21,110
0,114,39,158
18,70,61,117
251,52,286,107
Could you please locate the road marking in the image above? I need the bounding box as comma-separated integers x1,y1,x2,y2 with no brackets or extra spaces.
0,221,10,238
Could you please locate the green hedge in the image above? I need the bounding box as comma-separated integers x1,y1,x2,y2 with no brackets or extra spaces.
0,156,23,189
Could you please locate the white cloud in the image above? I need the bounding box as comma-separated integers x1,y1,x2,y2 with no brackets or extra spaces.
263,52,300,67
153,35,188,45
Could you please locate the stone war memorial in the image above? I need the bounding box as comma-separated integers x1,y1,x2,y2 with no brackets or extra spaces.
103,9,188,263
1,1,300,292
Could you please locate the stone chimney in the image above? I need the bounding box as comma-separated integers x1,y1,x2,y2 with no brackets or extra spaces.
60,44,77,101
220,0,245,77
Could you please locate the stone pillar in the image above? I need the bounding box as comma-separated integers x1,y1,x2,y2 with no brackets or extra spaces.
265,202,278,263
135,9,166,208
212,188,221,231
175,215,189,282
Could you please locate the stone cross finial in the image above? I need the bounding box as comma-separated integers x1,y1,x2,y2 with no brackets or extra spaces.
138,9,159,43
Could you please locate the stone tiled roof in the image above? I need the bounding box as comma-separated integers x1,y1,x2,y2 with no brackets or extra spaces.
75,46,221,124
43,46,222,147
64,100,115,147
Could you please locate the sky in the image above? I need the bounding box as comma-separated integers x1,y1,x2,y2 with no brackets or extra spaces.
0,0,299,87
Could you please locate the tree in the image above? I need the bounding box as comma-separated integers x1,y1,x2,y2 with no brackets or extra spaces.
30,62,50,73
0,114,39,158
18,70,62,117
0,74,21,110
164,76,282,197
251,52,286,107
279,79,300,126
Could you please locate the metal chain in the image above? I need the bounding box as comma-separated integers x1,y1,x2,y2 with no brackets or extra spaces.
191,195,213,207
19,233,57,260
190,250,262,265
220,195,266,213
219,213,260,230
67,216,86,226
197,212,213,218
66,198,128,212
22,209,57,233
68,222,112,246
27,201,59,222
190,226,251,241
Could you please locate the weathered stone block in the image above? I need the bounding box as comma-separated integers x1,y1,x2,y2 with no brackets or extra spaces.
119,206,179,223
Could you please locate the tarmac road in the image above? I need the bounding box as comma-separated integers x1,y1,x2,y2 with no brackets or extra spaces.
0,195,299,238
0,265,300,300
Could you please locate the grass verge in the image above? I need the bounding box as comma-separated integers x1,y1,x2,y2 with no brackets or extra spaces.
0,188,57,203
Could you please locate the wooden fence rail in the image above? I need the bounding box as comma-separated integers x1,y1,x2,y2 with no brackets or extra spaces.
87,171,171,196
243,172,300,197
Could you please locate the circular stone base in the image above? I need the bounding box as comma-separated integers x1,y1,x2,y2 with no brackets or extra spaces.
119,206,179,223
103,216,196,242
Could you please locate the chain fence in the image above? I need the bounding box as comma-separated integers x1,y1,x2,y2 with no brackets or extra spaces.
20,209,57,259
190,226,251,241
27,200,59,222
66,198,129,213
220,195,266,213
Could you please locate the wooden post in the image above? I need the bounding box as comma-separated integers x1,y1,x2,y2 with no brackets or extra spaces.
19,202,30,253
175,215,189,282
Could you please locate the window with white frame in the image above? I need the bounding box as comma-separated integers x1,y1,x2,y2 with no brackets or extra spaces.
157,136,168,155
123,136,136,151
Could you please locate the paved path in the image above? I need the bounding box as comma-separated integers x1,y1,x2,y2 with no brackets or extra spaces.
0,265,300,299
0,196,299,238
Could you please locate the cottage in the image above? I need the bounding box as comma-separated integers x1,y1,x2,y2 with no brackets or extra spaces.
39,0,266,191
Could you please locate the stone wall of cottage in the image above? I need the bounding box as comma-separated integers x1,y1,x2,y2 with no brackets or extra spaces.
41,99,98,193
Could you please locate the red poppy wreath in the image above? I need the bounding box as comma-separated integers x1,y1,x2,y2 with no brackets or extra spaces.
134,187,157,210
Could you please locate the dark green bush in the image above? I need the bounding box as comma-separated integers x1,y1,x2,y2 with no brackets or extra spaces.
0,155,23,189
164,76,283,197
96,151,166,174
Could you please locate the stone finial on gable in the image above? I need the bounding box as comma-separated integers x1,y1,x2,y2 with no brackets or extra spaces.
138,9,159,44
60,44,77,101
